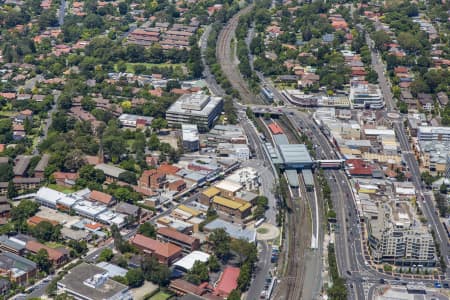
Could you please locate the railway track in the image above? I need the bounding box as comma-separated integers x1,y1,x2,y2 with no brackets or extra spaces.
216,4,266,104
270,119,312,300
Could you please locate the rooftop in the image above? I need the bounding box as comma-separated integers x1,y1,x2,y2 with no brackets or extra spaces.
94,164,126,178
167,93,223,117
278,144,313,164
173,251,210,272
204,219,256,242
58,263,128,300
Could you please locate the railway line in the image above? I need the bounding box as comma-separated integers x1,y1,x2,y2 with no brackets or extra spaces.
266,118,317,300
216,4,266,104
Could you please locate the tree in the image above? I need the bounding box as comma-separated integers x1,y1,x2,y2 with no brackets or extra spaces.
32,221,61,242
10,199,39,222
228,290,241,300
208,228,231,260
371,30,391,51
141,256,170,286
99,248,114,262
237,262,251,291
421,171,434,186
35,249,52,274
64,149,86,171
118,2,128,14
186,261,209,284
125,269,144,288
138,222,156,238
208,255,220,272
230,239,257,266
103,135,127,163
151,118,168,132
7,180,17,199
147,133,160,150
118,171,137,185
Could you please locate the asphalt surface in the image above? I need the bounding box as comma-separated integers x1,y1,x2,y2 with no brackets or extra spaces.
369,37,450,276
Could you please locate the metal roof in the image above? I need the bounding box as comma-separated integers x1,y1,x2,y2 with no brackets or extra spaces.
302,169,314,187
278,144,313,164
285,170,299,187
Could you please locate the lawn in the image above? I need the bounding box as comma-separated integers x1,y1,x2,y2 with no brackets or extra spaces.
257,228,269,234
114,62,184,73
47,184,75,194
45,241,65,248
149,291,172,300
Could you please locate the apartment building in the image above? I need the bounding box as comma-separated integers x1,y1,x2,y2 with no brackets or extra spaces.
368,202,436,267
157,227,200,254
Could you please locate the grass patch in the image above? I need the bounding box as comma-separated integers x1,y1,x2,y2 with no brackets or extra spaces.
256,228,269,234
45,241,65,248
149,291,172,300
114,62,184,73
47,184,75,194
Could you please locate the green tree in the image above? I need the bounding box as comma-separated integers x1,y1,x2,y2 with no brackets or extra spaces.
147,133,160,150
125,269,144,288
32,221,61,242
230,239,257,266
138,222,157,238
118,171,137,185
228,289,241,300
7,180,17,199
208,255,220,272
186,261,209,284
35,249,52,274
99,248,114,262
208,228,231,260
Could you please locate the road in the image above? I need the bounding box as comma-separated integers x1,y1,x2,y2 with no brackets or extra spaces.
58,0,66,25
369,36,449,276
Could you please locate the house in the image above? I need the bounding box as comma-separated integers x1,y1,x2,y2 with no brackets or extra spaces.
157,163,180,175
0,252,36,285
13,177,42,192
169,279,209,297
26,241,68,267
89,190,115,206
94,164,126,182
13,155,32,178
214,266,240,298
34,154,50,178
52,172,78,187
437,92,449,107
157,227,200,254
0,197,11,219
418,93,434,111
130,234,182,265
12,124,25,140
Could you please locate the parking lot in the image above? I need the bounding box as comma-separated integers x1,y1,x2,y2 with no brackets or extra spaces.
36,207,81,228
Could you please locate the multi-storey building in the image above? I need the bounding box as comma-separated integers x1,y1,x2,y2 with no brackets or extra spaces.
166,93,223,131
418,126,450,142
350,83,384,109
368,201,436,267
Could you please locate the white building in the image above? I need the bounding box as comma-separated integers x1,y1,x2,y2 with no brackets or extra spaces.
182,124,199,152
118,114,153,128
226,167,260,191
350,83,384,109
166,93,223,130
418,126,450,142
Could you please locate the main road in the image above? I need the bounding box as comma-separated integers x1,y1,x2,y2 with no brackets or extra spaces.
369,36,449,276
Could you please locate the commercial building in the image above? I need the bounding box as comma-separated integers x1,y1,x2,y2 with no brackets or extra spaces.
0,252,37,285
182,124,200,152
173,251,210,272
198,187,221,206
166,93,223,130
130,234,182,265
212,196,251,219
118,114,153,128
226,167,260,191
57,263,131,300
368,201,436,267
204,219,256,243
418,126,450,142
94,164,126,182
157,227,200,254
349,83,384,109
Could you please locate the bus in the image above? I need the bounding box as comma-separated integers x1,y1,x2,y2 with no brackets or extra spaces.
255,217,266,228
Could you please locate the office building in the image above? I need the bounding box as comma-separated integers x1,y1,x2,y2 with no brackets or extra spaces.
418,126,450,142
166,93,223,130
350,83,384,109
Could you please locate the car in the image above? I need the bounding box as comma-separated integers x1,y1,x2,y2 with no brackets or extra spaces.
346,270,352,276
443,282,449,289
379,279,385,284
434,282,442,288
